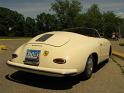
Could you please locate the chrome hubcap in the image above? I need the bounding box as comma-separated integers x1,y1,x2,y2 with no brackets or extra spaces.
87,56,93,75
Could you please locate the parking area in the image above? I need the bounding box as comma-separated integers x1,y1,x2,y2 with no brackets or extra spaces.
0,39,124,93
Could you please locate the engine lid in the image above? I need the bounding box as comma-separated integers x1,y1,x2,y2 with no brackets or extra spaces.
28,33,70,47
44,34,70,47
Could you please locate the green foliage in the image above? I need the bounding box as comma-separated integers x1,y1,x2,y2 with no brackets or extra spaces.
0,7,25,36
120,19,124,37
102,11,122,38
84,4,103,31
25,17,36,36
51,0,81,28
0,0,124,38
36,12,57,34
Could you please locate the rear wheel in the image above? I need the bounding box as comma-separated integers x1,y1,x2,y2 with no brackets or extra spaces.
83,55,94,79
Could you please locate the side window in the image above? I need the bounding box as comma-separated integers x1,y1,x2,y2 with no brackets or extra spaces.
91,29,99,37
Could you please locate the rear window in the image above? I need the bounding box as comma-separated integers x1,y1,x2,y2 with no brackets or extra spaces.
36,34,54,42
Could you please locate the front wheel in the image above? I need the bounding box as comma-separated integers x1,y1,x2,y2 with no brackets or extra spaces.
83,55,94,79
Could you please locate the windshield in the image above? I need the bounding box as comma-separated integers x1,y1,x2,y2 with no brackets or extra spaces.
63,27,100,38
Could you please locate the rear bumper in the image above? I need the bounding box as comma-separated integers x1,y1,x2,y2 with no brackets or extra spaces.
7,60,78,77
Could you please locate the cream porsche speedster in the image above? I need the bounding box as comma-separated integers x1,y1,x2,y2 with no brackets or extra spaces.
7,28,111,79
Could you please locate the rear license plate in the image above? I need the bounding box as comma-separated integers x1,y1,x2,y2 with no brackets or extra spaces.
25,49,41,62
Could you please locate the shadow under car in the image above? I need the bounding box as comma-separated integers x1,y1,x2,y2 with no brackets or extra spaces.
5,60,109,90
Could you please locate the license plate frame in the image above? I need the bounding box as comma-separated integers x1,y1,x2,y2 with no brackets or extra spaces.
24,49,41,65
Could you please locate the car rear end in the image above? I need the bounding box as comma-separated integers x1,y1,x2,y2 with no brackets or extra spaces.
7,32,81,77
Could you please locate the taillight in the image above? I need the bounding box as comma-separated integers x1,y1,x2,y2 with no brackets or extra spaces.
12,54,18,59
53,58,66,64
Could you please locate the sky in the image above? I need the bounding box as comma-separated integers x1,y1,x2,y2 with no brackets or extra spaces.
0,0,124,18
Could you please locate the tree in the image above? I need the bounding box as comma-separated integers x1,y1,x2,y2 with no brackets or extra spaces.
11,12,25,36
36,12,57,34
102,11,122,38
0,3,124,38
0,24,6,36
24,17,36,36
51,0,81,29
73,13,85,27
0,7,25,36
120,19,124,37
84,4,103,33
